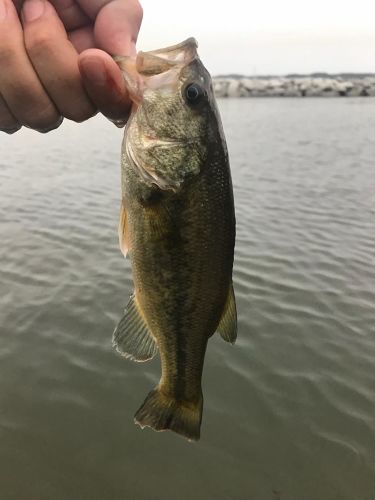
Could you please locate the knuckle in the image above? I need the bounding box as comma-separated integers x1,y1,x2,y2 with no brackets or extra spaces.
0,44,15,65
25,31,53,58
1,125,22,134
64,104,97,123
37,117,64,134
0,103,20,133
23,107,61,131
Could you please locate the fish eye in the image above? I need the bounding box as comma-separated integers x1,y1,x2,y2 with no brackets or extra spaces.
184,83,205,105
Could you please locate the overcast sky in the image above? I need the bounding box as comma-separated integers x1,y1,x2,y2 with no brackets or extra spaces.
138,0,375,75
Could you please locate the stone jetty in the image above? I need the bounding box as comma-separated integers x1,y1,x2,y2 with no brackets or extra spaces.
213,75,375,97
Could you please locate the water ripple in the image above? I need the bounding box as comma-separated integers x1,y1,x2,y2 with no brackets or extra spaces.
0,102,375,499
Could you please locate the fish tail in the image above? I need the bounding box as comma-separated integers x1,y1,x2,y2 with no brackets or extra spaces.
134,387,203,441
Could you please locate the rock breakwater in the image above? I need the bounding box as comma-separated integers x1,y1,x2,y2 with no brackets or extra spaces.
213,75,375,97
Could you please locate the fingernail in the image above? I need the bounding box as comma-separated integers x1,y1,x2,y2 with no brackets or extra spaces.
0,0,8,21
80,58,107,85
22,0,45,22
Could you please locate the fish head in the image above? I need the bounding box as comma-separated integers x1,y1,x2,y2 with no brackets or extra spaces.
119,38,220,191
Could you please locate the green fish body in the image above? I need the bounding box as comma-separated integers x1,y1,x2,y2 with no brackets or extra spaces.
113,39,237,441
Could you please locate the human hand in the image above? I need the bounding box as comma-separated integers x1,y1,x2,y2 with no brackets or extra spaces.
0,0,143,133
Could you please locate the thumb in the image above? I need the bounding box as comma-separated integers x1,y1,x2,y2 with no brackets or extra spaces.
78,49,132,123
94,0,143,56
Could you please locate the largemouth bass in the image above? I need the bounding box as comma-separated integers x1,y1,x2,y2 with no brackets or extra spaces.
113,38,237,441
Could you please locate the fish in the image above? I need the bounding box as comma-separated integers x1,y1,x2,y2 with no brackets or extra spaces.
113,38,237,441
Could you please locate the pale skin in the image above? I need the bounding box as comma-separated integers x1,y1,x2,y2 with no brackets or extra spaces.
0,0,143,133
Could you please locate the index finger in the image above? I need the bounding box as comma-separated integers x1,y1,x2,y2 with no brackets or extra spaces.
77,0,142,54
78,0,142,123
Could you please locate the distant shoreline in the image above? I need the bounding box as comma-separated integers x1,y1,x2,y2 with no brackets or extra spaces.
213,74,375,97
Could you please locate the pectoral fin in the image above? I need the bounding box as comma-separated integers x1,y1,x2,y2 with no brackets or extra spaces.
113,294,158,362
118,201,130,257
217,283,237,344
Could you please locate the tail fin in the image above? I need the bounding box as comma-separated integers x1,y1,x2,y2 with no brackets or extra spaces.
134,387,203,441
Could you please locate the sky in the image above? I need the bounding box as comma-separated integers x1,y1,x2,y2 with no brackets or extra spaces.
138,0,375,76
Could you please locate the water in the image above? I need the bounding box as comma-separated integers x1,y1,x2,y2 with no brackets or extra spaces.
1,98,374,500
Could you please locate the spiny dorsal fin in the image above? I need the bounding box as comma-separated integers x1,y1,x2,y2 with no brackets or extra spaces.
113,294,158,362
217,283,237,344
118,201,130,258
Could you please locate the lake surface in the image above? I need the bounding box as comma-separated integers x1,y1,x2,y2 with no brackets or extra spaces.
0,98,374,500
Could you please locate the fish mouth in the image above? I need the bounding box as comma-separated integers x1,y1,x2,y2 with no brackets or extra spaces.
144,37,198,57
136,38,199,92
137,38,198,75
115,38,199,101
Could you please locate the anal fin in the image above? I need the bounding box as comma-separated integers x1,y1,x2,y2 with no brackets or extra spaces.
113,294,158,362
217,283,237,344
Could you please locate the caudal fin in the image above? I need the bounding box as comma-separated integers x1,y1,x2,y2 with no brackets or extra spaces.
134,387,203,441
